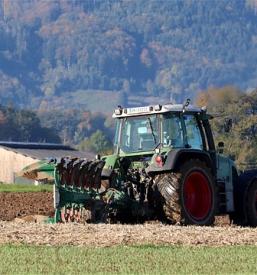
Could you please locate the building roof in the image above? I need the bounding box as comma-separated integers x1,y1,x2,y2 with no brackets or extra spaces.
0,142,95,160
0,142,74,150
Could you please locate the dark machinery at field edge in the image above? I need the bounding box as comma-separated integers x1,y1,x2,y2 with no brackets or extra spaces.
53,102,257,226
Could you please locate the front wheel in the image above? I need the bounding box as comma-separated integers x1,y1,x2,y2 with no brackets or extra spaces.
155,159,216,225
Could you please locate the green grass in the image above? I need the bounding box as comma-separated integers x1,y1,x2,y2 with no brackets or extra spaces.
0,183,52,193
0,244,256,274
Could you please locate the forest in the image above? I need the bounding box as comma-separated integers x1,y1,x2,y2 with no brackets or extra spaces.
1,0,257,108
0,104,60,142
1,0,257,163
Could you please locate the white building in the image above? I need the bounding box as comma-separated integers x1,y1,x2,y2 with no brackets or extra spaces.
0,142,94,184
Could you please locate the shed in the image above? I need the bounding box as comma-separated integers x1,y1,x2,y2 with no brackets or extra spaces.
0,142,94,184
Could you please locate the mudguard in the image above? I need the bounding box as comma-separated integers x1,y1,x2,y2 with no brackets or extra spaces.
146,148,214,174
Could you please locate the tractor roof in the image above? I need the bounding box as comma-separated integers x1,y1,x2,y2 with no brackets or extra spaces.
112,104,206,118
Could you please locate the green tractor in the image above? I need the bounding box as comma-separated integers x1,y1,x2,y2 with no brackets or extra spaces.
53,102,257,226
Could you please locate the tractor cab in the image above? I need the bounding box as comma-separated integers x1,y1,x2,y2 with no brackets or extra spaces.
113,104,212,155
109,103,216,171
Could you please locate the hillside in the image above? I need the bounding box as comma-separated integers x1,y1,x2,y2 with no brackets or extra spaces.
0,0,257,111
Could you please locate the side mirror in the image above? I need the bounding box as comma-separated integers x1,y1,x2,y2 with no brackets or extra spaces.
218,141,224,154
224,118,232,133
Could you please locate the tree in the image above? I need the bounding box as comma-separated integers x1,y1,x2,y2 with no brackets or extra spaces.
78,130,112,154
195,87,257,167
195,86,241,108
0,104,60,143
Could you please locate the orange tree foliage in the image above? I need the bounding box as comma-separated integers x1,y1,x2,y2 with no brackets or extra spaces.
196,87,257,166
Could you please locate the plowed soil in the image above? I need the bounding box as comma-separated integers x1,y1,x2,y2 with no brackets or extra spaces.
0,192,54,221
0,191,229,224
0,191,256,248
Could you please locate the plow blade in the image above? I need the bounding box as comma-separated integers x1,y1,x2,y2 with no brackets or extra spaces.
53,157,106,223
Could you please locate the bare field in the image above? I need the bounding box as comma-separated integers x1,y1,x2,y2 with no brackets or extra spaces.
0,192,54,221
1,221,257,247
0,191,257,248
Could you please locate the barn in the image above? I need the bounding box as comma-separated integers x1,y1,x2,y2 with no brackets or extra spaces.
0,142,94,184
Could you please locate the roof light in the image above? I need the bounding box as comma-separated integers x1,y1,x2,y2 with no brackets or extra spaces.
114,107,122,115
154,104,162,111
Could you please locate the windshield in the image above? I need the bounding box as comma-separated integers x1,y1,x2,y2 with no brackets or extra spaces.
114,112,204,154
119,115,159,153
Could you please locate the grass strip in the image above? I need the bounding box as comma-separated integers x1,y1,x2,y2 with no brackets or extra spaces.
0,183,52,193
0,244,256,274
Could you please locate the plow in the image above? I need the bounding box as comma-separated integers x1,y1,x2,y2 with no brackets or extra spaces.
53,157,105,223
22,102,257,226
52,156,154,224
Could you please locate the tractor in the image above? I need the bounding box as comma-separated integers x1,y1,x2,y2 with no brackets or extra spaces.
53,102,257,226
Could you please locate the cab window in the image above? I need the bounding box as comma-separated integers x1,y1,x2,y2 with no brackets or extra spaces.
162,114,184,148
183,115,203,149
120,115,159,153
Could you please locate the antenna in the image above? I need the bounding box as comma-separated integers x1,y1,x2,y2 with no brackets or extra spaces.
182,98,190,112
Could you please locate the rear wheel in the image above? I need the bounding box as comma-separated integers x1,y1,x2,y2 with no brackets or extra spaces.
155,159,216,225
246,180,257,227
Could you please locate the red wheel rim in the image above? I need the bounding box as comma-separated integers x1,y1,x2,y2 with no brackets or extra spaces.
184,171,212,221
